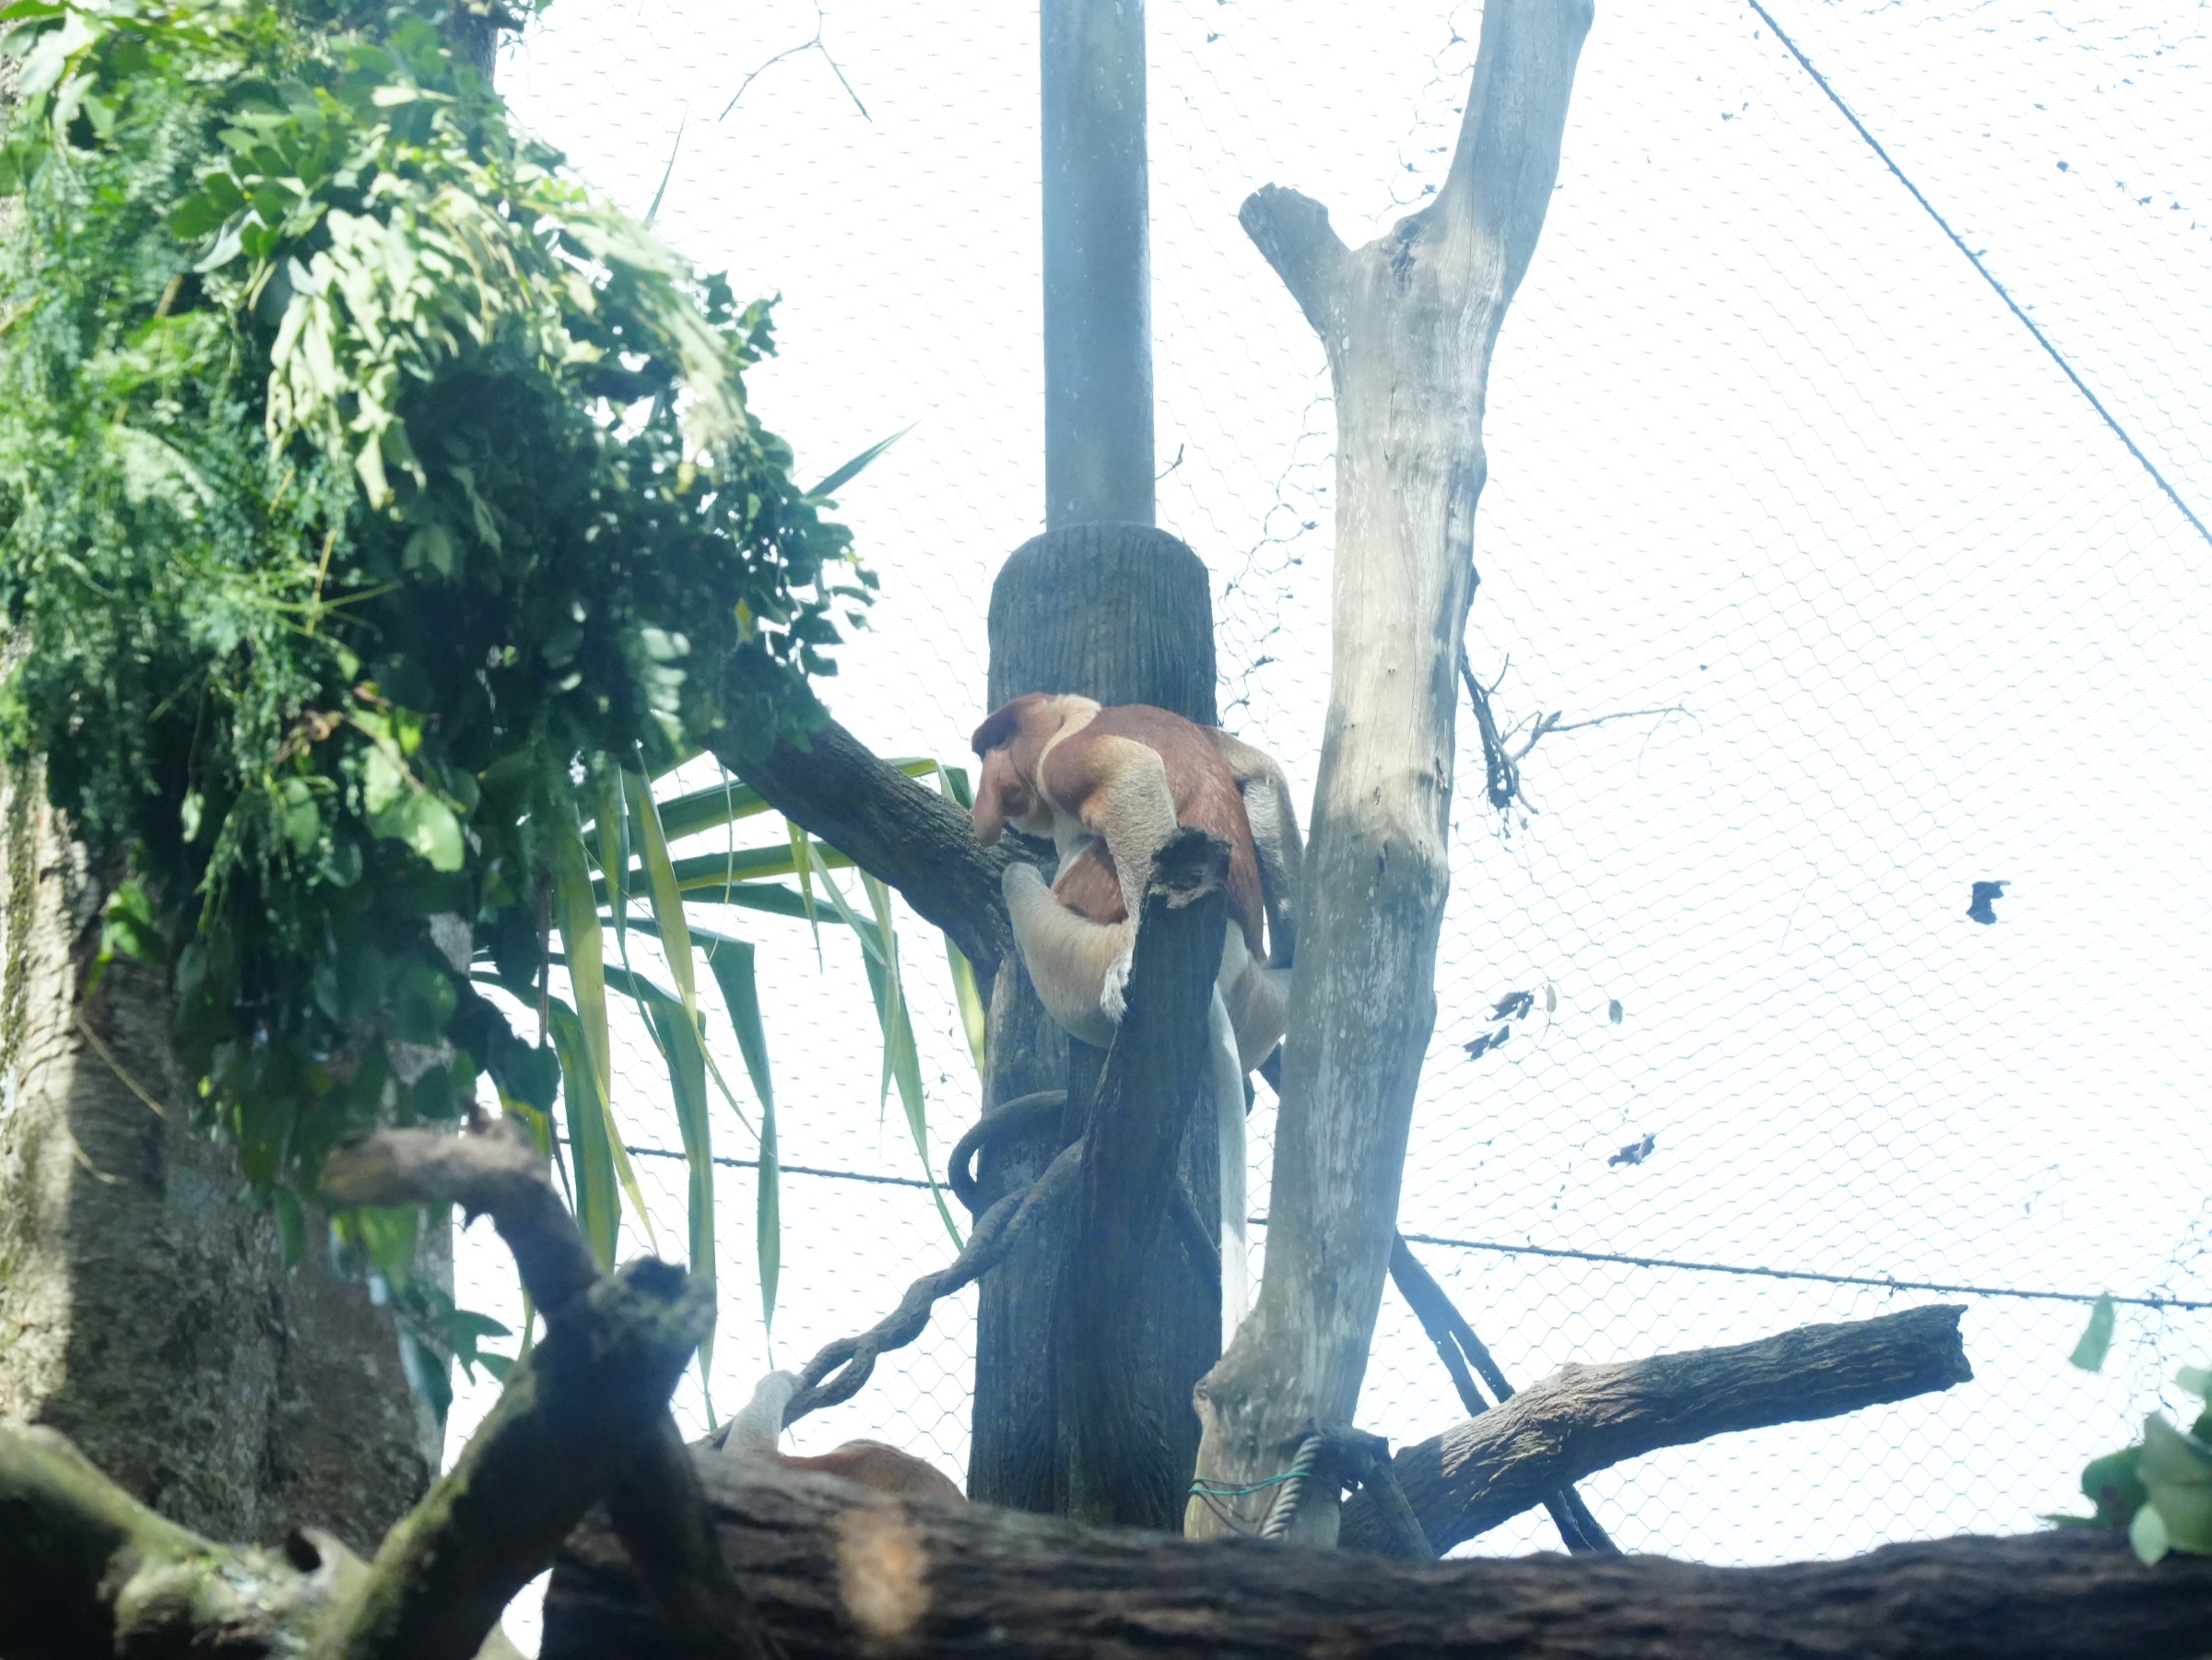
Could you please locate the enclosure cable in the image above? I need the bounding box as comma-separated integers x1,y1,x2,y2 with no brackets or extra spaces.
602,1140,2212,1311
1744,0,2212,553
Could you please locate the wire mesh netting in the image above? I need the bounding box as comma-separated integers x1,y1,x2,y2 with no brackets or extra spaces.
447,0,2212,1629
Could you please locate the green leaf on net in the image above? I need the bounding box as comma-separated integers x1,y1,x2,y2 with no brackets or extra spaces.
2132,1498,2171,1565
2137,1414,2212,1555
806,421,912,502
2177,1365,2212,1402
546,997,617,1270
936,760,974,811
701,934,779,1333
2069,1292,2116,1372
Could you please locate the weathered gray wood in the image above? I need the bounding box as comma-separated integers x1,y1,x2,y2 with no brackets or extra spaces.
1189,0,1593,1542
1042,0,1155,527
543,1454,2212,1659
1059,830,1229,1529
1342,1304,1972,1555
974,522,1222,1520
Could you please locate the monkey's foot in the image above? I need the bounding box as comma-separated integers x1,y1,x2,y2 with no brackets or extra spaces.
1100,943,1134,1023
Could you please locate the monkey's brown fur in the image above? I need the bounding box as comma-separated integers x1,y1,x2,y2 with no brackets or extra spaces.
970,693,1268,958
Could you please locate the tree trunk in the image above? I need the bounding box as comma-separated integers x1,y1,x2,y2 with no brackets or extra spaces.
1188,0,1593,1543
1059,830,1228,1529
544,1455,2212,1660
0,759,441,1550
971,525,1222,1518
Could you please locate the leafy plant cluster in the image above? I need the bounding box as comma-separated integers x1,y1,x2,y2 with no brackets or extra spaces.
2058,1293,2212,1564
0,0,871,1226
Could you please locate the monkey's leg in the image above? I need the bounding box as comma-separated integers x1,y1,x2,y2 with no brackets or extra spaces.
1208,986,1251,1348
1003,863,1129,1046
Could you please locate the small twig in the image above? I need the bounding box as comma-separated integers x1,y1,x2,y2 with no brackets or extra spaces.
1461,649,1688,815
1508,703,1688,762
718,3,868,123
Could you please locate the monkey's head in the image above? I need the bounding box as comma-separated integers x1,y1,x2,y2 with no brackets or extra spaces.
968,692,1094,844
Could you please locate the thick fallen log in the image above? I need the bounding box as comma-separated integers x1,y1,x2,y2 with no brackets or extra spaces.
1342,1302,1972,1554
544,1453,2212,1659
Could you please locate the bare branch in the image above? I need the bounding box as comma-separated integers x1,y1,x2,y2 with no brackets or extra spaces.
321,1118,597,1317
314,1262,714,1660
1237,185,1350,340
1340,1304,1971,1555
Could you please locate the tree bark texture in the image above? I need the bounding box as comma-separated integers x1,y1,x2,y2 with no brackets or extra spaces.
715,717,1014,988
1190,0,1593,1543
545,1454,2212,1660
1058,830,1228,1530
1340,1304,1972,1555
0,757,440,1552
972,523,1223,1519
1042,0,1155,528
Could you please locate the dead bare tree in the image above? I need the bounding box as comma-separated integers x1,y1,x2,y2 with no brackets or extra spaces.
1187,0,1595,1542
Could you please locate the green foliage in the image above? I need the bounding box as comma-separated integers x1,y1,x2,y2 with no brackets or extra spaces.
2053,1301,2212,1564
0,0,872,1195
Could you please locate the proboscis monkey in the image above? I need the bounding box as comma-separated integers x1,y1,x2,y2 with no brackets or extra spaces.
969,692,1305,1340
716,1371,967,1505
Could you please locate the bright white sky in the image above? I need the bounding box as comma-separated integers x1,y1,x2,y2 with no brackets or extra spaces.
448,2,2212,1642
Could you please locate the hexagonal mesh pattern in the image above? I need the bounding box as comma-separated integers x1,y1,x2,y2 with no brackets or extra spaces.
447,3,2212,1632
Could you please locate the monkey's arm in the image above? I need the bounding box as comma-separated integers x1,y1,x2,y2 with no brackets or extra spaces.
1003,863,1133,1040
1048,734,1180,923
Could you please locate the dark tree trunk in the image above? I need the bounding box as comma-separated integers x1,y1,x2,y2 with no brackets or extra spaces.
971,524,1223,1519
1058,830,1229,1529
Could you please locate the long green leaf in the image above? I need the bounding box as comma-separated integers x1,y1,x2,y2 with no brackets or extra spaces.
933,764,987,1073
643,998,715,1393
549,819,656,1254
845,864,959,1244
551,809,612,1103
653,774,771,843
592,767,629,958
803,842,886,966
703,936,779,1333
789,823,822,960
624,763,698,1023
545,998,617,1269
806,422,914,501
946,941,987,1077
